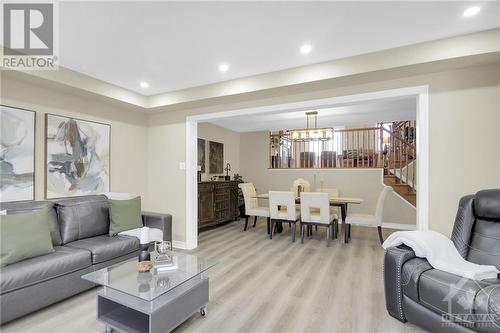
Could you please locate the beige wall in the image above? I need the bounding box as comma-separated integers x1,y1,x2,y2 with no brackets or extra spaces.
1,74,149,201
239,131,416,225
197,123,240,181
148,63,500,242
2,62,499,244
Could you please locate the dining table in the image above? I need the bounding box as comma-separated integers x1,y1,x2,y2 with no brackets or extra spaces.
253,193,364,243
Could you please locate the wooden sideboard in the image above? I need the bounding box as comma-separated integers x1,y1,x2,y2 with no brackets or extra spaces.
198,181,239,229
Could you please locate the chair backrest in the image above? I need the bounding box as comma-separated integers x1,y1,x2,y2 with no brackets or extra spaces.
374,186,393,223
238,183,258,211
291,178,311,196
269,191,297,221
451,189,500,268
300,192,330,223
318,187,339,198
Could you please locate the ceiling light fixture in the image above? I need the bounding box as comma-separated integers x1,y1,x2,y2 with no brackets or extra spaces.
463,6,480,17
139,81,149,88
219,63,229,72
290,111,333,141
300,44,312,54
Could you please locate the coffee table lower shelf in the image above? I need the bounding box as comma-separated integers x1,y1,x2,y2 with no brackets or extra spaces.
97,276,209,333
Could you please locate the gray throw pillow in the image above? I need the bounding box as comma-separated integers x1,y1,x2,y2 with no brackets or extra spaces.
108,196,143,236
0,208,54,267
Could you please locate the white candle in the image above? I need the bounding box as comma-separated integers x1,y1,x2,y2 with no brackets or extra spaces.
140,227,149,244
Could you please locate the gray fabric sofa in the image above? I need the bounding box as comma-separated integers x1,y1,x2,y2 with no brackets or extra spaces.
384,189,500,332
0,195,172,324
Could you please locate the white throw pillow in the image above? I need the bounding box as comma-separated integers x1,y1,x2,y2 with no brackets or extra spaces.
0,210,6,215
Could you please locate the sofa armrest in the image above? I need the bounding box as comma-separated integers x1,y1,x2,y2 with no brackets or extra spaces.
384,245,416,322
142,211,172,242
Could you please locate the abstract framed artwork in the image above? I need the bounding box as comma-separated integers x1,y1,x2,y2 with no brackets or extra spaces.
209,141,223,174
45,114,110,199
0,105,36,202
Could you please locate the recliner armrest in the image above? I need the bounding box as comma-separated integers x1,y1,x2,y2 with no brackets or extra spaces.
141,211,172,242
384,245,416,322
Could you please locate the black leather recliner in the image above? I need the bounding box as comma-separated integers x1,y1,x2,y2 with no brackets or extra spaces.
384,189,500,333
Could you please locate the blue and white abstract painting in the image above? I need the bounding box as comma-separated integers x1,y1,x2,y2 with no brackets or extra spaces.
0,106,36,202
46,114,110,198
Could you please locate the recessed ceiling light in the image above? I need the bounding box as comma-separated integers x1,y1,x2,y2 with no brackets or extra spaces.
139,81,149,88
219,63,229,72
463,6,480,17
300,44,312,54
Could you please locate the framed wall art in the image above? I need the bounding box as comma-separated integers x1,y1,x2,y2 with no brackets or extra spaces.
0,105,36,202
45,114,110,198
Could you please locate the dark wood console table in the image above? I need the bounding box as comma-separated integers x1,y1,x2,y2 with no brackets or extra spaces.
198,181,239,229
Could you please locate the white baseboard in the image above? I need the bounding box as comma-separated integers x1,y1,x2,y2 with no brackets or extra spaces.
382,222,416,230
172,240,188,249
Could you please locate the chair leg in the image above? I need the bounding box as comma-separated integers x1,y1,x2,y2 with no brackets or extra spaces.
315,225,318,231
377,226,384,245
270,220,275,239
253,216,257,227
244,216,249,231
267,217,271,234
301,224,304,244
326,227,330,247
348,224,351,239
292,222,296,242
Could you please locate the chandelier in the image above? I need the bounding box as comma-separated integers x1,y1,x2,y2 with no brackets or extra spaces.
289,111,333,141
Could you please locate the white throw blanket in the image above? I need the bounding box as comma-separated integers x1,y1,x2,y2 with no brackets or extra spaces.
383,230,499,281
119,227,163,243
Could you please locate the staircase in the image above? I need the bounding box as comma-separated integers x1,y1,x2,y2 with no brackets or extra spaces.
380,121,417,207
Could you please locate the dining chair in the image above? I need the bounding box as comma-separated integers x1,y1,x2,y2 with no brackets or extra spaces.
317,187,340,236
345,185,393,244
269,191,300,242
300,192,338,247
238,183,270,232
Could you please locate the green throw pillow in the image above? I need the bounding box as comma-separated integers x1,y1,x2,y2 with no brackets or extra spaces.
108,196,143,236
0,208,54,267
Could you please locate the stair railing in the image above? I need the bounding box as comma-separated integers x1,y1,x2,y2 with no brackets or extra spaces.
380,124,416,193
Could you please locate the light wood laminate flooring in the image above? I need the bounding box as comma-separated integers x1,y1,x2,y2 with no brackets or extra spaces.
1,218,425,333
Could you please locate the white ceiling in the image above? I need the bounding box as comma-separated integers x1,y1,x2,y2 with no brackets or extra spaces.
207,97,416,132
59,1,500,96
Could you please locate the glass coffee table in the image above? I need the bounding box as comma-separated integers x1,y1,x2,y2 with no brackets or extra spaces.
82,252,215,333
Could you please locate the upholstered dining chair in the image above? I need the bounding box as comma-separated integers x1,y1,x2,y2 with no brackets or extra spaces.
300,192,338,247
345,185,393,244
269,191,300,242
317,187,340,236
238,183,270,232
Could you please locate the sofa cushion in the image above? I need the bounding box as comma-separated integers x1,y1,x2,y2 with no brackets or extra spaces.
55,195,109,244
401,257,433,302
0,246,91,294
467,219,500,270
0,200,62,246
418,269,483,327
1,208,54,267
475,190,500,221
65,235,139,264
474,285,500,333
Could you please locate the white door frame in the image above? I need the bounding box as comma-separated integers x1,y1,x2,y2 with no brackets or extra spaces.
185,85,429,249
